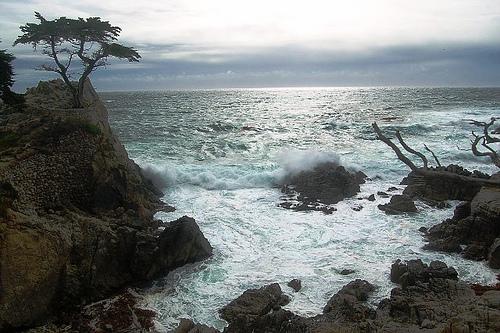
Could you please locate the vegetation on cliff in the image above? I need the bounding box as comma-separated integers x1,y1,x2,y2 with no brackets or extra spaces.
14,12,140,108
0,42,24,107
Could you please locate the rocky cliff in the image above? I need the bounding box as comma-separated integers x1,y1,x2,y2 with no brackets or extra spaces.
0,80,212,330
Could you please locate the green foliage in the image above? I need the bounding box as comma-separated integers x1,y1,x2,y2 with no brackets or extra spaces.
0,49,15,92
0,42,24,107
14,12,140,108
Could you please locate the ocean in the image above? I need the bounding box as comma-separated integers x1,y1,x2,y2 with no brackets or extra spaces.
101,87,500,330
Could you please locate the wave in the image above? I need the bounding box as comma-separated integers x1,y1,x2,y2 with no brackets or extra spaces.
141,149,344,191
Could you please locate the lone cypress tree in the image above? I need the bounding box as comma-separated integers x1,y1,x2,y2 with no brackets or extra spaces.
14,12,140,108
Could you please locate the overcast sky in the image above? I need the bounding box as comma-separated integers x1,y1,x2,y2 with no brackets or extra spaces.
1,0,500,91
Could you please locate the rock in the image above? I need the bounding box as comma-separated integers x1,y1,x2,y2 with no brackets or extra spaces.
219,283,291,332
402,165,488,202
287,279,302,292
378,194,417,214
463,241,488,260
377,191,390,197
390,259,457,287
324,279,375,312
424,186,500,267
367,194,376,201
453,201,471,220
174,318,220,333
278,162,366,212
387,186,399,192
74,289,157,332
219,283,290,322
219,260,500,333
340,269,355,275
481,290,500,309
0,80,213,330
351,205,363,211
418,226,427,233
488,238,500,269
420,319,435,329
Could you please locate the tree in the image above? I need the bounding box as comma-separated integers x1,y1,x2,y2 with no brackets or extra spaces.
468,117,500,168
372,122,500,189
0,42,24,107
14,12,140,108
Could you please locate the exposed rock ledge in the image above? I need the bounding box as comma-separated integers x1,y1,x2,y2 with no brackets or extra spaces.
179,259,500,333
0,80,212,330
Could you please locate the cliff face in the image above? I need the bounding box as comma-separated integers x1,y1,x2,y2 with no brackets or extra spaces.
0,80,212,330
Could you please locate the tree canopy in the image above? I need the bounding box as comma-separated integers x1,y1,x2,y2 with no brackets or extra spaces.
14,12,140,108
0,42,24,107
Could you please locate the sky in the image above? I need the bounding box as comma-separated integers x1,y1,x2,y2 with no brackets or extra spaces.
1,0,500,91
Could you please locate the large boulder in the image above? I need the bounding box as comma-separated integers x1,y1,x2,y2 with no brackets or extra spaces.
402,165,489,202
279,162,366,213
378,194,417,214
424,186,500,267
488,238,500,269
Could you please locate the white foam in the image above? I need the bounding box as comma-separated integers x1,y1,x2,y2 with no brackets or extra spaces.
141,149,347,191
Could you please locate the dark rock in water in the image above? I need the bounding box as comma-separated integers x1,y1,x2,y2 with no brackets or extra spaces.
351,205,363,211
390,259,457,287
288,279,302,292
424,186,500,267
387,186,399,192
418,226,427,233
219,259,500,333
403,165,489,202
367,194,376,201
323,279,374,311
378,194,417,214
453,201,471,220
279,162,366,213
322,279,376,322
340,269,355,275
219,283,291,332
377,191,390,197
463,241,488,261
489,238,500,269
278,201,337,214
174,318,219,333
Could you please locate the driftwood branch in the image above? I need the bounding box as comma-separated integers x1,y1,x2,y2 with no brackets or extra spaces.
372,122,418,171
373,121,500,190
395,130,429,168
469,118,500,168
423,144,442,167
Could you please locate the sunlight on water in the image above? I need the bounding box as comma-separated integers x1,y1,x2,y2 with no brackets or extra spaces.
102,87,500,331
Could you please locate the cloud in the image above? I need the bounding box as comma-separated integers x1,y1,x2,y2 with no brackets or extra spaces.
1,0,500,89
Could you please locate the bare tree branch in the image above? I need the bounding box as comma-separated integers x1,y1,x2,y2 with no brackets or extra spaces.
424,144,442,167
469,119,500,168
395,130,429,168
372,122,418,171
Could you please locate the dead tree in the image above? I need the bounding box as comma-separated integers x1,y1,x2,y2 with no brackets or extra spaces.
372,122,500,188
468,117,500,168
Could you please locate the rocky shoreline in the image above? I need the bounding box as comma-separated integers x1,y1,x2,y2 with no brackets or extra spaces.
1,80,499,332
176,259,500,333
0,80,212,331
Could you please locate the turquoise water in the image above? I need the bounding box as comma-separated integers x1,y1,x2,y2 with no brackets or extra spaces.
101,87,500,331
